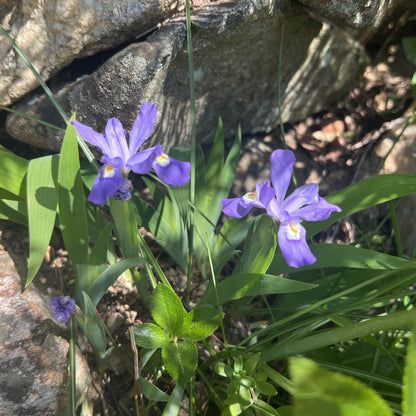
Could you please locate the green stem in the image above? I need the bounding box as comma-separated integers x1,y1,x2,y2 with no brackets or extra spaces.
69,315,77,416
185,0,197,303
261,308,416,362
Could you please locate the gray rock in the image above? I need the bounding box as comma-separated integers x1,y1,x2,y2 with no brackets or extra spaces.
6,0,368,152
0,241,90,415
297,0,402,30
0,0,181,106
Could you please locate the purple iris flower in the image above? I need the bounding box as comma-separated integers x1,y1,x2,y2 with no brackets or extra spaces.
71,102,191,205
221,149,341,268
49,296,76,323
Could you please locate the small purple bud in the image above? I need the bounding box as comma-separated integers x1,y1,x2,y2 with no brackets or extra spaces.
49,296,76,323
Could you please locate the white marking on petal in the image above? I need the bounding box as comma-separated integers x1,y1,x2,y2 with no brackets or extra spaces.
156,153,170,167
286,221,301,240
242,191,258,204
103,164,116,178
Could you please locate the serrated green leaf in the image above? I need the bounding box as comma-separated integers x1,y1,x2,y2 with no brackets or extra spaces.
240,215,277,275
202,273,316,305
58,119,89,297
132,323,170,349
151,284,186,335
162,340,198,385
180,305,220,341
87,256,147,306
403,331,416,416
79,292,107,353
26,155,59,286
290,357,393,416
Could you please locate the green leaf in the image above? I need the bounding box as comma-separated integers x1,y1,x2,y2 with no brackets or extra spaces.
132,323,170,349
0,149,28,199
109,199,139,258
79,292,107,353
223,402,248,416
403,331,416,416
162,383,185,416
140,377,170,402
58,118,90,297
252,399,280,416
88,222,113,285
151,284,186,335
307,174,416,237
26,155,59,286
87,256,147,306
202,273,316,305
290,357,393,416
402,37,416,65
0,199,27,224
180,305,220,341
240,215,277,274
216,362,234,378
269,243,409,275
162,340,198,385
255,380,277,396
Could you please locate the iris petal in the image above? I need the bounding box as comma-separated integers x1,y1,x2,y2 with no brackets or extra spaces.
128,146,160,174
270,149,295,205
153,157,191,186
278,221,316,268
105,118,129,162
129,102,157,155
294,196,342,221
222,197,253,218
282,183,318,214
88,166,124,205
71,120,111,155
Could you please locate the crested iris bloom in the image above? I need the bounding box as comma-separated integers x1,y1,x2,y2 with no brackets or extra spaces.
49,296,76,323
221,149,341,268
71,102,191,205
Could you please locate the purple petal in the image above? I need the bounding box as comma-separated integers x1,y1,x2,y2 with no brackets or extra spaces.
104,118,129,162
222,197,253,218
49,296,76,323
88,165,124,205
128,146,159,174
257,180,275,207
270,150,296,205
282,183,318,214
294,196,342,221
71,120,111,155
266,198,283,220
129,102,157,155
278,220,316,268
153,154,191,186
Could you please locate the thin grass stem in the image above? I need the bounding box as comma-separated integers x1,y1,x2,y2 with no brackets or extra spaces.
69,315,77,416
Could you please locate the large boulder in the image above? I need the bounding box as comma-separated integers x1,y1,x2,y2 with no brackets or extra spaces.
0,224,91,415
0,0,181,106
6,0,370,152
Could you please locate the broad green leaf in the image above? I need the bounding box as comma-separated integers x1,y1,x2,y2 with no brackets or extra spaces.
88,222,113,285
110,199,139,258
0,149,28,199
223,402,248,416
87,256,147,306
290,357,393,416
132,323,170,349
252,399,280,415
307,174,416,237
180,305,221,341
202,273,316,305
216,362,234,378
240,215,277,275
151,284,186,335
403,331,416,416
26,155,59,286
0,199,27,224
255,381,277,396
79,292,107,353
58,119,89,297
140,377,170,402
403,37,416,65
162,339,198,385
268,243,409,275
